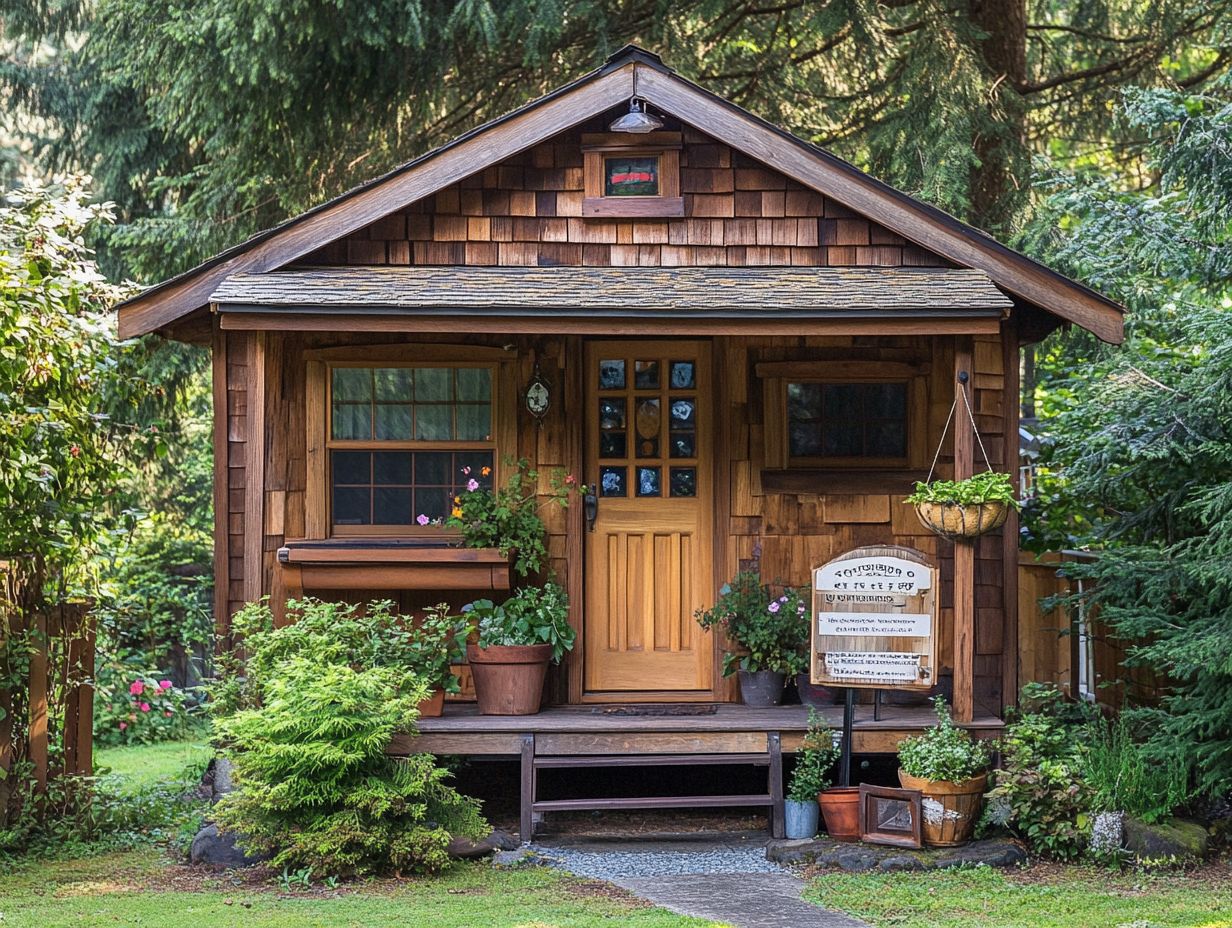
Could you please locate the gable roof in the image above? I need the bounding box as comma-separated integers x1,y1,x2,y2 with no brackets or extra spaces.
116,45,1124,344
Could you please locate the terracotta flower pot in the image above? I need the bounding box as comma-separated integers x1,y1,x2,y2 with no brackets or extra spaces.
914,501,1008,540
467,643,552,716
898,770,988,846
416,687,445,718
818,787,861,842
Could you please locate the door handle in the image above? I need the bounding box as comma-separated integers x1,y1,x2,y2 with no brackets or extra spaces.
584,492,598,532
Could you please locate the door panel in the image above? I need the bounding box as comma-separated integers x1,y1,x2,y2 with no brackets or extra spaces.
584,341,713,695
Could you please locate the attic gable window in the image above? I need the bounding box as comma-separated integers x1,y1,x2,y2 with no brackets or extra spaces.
582,132,683,218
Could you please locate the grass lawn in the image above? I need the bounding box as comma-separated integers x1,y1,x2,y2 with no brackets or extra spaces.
0,737,715,928
0,851,715,928
95,733,214,793
808,863,1232,928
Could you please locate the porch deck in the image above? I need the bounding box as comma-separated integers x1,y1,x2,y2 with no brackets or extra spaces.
393,702,1004,757
391,703,1003,841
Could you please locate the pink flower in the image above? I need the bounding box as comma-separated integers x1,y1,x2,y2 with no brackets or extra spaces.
164,711,173,717
461,466,471,475
129,680,144,696
118,721,128,730
565,474,577,486
779,595,789,603
139,703,151,713
158,680,173,690
797,603,807,614
768,601,781,614
466,478,479,492
416,514,430,526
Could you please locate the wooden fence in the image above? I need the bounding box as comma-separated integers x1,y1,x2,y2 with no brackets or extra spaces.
1018,552,1161,708
1,596,95,824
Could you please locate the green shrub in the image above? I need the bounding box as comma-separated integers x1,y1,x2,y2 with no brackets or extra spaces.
787,709,842,802
694,571,810,676
464,582,575,662
984,685,1094,860
898,697,990,782
210,599,486,878
1081,716,1189,824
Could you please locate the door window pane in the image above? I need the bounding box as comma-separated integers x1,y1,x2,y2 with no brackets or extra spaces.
600,466,627,497
634,360,660,389
670,362,695,388
599,360,626,389
636,466,661,497
670,467,696,497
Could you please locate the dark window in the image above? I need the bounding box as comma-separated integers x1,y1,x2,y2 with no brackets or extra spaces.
787,382,908,460
330,450,494,525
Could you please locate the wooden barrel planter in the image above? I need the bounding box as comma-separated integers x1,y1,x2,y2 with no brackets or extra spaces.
914,501,1008,540
898,771,987,846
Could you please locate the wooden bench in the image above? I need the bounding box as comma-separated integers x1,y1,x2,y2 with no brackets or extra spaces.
518,731,784,843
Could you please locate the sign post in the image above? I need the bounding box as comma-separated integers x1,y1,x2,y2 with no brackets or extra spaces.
811,545,938,785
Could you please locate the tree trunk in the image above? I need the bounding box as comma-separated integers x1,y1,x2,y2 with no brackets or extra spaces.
967,0,1029,232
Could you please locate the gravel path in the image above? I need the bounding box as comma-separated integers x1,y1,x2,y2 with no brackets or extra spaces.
528,842,781,879
528,840,868,928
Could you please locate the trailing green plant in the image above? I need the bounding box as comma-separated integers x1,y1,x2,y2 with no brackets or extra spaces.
464,582,575,663
210,600,487,878
447,458,578,577
406,603,468,694
906,471,1020,508
898,697,990,782
694,571,810,676
1081,716,1189,825
787,709,842,802
983,685,1094,860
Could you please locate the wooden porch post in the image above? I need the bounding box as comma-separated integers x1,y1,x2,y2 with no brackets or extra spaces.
1001,319,1021,711
953,337,976,723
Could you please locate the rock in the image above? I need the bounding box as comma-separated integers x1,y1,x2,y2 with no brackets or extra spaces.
447,829,521,860
189,823,269,868
491,848,540,868
766,836,1027,872
197,757,234,803
1123,817,1209,862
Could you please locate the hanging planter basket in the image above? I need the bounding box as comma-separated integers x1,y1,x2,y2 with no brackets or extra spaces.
910,373,1017,542
914,500,1009,540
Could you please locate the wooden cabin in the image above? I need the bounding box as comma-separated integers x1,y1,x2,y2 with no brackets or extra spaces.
117,46,1122,836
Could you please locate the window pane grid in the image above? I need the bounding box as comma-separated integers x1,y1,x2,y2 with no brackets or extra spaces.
327,365,495,529
787,381,907,459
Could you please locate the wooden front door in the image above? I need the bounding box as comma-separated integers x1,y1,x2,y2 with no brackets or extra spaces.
583,341,714,696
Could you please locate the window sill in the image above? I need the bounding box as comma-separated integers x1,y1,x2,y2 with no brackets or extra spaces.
277,539,511,591
760,468,928,496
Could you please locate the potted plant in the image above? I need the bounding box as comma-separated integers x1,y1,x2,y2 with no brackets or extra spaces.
695,572,810,707
905,471,1019,540
786,709,841,839
404,603,469,717
463,581,575,715
897,696,991,846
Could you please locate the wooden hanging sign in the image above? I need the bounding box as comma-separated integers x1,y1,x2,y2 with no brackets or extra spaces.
811,545,937,691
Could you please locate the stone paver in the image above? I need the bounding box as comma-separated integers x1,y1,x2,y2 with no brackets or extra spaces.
611,872,868,928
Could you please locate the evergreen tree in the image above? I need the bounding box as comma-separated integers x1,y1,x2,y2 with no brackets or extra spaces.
3,0,1229,281
1026,81,1232,796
